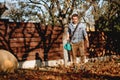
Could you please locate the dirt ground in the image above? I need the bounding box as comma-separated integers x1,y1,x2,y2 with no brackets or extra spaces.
0,57,120,80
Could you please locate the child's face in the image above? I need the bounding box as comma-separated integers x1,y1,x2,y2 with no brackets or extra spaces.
72,16,79,24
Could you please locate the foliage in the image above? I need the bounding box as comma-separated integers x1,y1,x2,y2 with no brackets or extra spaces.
94,0,120,31
5,0,94,26
1,0,120,31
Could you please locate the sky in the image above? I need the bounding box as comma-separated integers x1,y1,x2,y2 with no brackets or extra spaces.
0,0,18,3
0,0,4,2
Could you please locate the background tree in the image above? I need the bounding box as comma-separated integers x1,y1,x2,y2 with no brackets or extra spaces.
92,0,120,31
0,3,8,18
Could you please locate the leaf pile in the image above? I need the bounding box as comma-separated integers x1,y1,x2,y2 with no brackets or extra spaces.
0,59,120,80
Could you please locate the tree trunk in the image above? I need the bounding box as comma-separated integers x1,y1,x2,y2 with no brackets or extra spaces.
62,26,70,67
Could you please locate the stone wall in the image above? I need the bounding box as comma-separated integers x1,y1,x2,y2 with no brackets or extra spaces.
0,19,120,61
0,20,63,61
